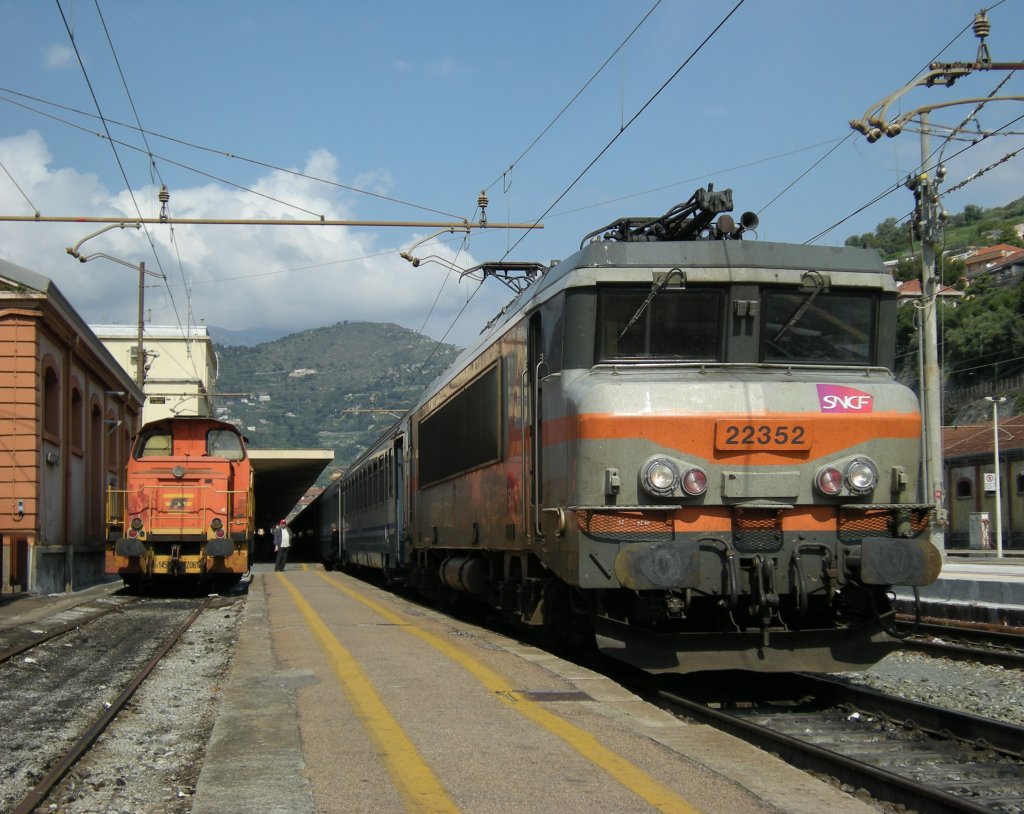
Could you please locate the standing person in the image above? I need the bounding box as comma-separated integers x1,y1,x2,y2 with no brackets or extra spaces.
273,520,291,572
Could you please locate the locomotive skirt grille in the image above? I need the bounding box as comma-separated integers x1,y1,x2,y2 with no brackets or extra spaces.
838,505,930,543
732,507,783,553
577,510,673,542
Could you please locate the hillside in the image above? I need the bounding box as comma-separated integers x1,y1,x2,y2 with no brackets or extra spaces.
213,322,460,474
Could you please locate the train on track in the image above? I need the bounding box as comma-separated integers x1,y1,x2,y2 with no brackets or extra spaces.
105,416,254,590
293,185,942,673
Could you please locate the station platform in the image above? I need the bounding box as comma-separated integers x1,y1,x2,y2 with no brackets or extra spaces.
191,565,878,814
894,551,1024,628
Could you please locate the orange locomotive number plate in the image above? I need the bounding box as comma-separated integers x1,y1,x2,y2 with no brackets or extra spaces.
715,420,812,450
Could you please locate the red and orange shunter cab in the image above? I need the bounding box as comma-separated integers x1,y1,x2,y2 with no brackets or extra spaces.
106,417,253,588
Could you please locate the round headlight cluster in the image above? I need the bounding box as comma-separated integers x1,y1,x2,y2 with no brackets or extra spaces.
815,457,878,496
641,458,708,498
642,458,678,497
845,458,878,494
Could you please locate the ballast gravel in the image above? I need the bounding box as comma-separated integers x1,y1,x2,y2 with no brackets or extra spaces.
32,598,243,814
833,646,1024,727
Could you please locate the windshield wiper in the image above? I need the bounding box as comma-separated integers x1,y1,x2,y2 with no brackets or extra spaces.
772,270,826,344
618,268,685,341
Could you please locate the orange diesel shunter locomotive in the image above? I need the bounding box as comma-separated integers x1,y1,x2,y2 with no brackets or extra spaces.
106,417,253,589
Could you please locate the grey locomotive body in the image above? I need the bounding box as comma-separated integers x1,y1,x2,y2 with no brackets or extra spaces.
302,188,940,673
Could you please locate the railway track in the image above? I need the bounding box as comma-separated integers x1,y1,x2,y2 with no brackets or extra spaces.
0,597,212,813
648,670,1024,814
895,621,1024,669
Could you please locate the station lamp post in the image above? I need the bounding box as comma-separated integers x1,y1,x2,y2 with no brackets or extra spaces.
66,223,164,387
984,395,1006,557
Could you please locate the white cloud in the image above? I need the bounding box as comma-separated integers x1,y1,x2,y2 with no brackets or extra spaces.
0,131,507,347
43,44,74,70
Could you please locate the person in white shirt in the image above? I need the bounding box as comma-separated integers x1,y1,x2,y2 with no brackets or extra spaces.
272,520,291,571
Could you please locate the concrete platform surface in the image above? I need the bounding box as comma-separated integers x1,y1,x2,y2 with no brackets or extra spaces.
192,565,878,814
895,552,1024,626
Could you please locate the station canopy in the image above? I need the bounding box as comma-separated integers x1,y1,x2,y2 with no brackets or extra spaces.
248,448,334,531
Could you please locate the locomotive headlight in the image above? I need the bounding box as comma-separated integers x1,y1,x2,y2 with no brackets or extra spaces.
130,517,143,531
641,458,679,497
815,467,844,496
210,517,223,530
680,467,708,496
845,458,878,494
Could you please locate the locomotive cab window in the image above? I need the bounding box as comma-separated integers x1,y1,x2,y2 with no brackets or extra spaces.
597,287,724,362
763,289,877,365
207,429,245,461
135,428,172,458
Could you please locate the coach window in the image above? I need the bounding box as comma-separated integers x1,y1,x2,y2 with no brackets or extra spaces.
955,478,972,499
207,429,245,460
135,428,173,458
1016,472,1024,496
597,287,724,362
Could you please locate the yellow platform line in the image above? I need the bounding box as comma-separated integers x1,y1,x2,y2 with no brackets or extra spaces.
277,574,460,814
320,573,702,814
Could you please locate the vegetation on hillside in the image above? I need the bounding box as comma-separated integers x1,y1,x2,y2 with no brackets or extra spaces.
847,197,1024,420
213,321,459,477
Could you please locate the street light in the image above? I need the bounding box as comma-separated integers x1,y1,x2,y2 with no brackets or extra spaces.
66,224,164,387
984,395,1007,557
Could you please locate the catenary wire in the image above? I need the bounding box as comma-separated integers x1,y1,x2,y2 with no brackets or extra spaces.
500,0,747,262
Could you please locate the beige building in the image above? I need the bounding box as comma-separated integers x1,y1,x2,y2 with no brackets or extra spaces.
90,324,217,422
0,259,144,595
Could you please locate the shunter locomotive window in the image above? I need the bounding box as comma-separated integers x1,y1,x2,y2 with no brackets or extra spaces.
207,429,245,461
135,428,172,458
598,288,723,362
763,289,876,365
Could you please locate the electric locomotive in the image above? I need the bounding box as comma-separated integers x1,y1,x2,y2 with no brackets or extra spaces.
106,416,254,589
312,186,941,673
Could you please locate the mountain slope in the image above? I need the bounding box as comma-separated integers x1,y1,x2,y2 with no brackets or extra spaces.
213,321,460,471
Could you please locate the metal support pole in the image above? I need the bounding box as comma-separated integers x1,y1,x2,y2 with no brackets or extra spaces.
986,395,1006,557
136,261,145,387
917,113,947,555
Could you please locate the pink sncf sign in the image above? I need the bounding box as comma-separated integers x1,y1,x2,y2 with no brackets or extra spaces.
817,384,874,413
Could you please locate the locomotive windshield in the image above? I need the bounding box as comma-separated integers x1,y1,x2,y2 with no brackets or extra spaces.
763,289,877,365
135,428,172,458
207,429,245,460
598,288,724,361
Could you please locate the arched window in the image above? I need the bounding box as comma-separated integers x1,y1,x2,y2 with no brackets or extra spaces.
955,479,972,499
70,387,84,451
42,365,60,437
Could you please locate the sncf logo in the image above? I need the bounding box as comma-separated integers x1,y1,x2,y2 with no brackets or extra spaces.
817,384,873,413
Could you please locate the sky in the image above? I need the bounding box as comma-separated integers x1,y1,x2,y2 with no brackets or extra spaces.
1,0,1023,348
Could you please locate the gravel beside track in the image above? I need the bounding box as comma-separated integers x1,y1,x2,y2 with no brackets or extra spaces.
0,595,242,814
832,648,1024,727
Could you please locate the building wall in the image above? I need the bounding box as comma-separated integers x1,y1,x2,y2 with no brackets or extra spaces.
0,299,141,595
91,325,216,422
947,455,1024,549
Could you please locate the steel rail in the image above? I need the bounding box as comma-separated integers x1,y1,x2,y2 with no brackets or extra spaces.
0,596,137,664
653,684,1002,814
10,602,207,814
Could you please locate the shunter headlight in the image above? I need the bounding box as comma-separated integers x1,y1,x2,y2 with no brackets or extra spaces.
815,467,844,496
130,517,143,530
680,467,708,496
845,458,878,494
641,458,679,497
210,517,223,530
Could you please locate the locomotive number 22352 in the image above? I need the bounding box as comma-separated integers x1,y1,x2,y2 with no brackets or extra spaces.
715,420,811,450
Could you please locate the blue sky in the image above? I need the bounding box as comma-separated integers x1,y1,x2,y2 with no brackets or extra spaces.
1,1,1022,346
